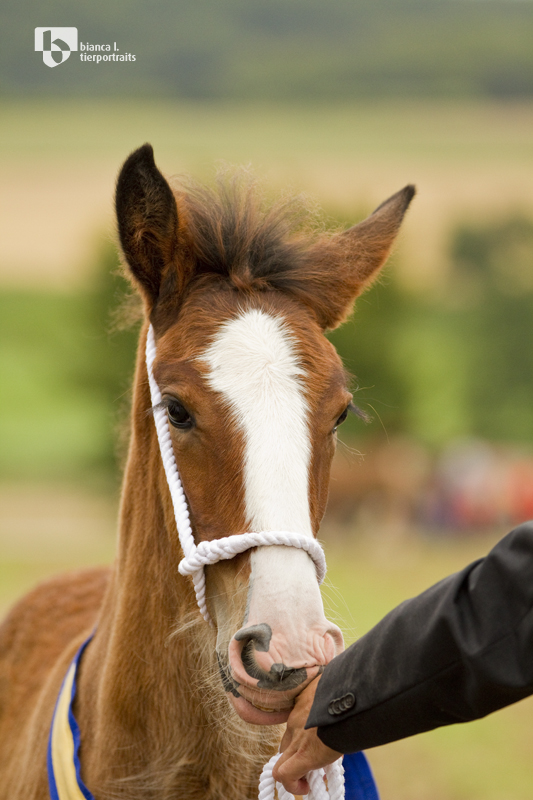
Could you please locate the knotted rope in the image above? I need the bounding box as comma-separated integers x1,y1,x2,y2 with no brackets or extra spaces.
146,324,342,800
259,753,345,800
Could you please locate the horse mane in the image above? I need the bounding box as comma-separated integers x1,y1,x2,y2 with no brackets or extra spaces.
172,169,339,297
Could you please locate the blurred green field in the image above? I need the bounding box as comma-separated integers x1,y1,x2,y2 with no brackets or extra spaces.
3,98,533,163
2,213,533,486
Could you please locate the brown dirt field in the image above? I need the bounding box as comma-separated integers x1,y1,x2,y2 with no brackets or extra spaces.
2,100,533,289
2,157,533,290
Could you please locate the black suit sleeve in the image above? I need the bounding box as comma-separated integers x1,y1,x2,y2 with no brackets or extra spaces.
307,522,533,753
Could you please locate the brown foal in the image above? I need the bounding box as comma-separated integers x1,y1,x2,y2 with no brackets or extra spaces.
0,144,414,799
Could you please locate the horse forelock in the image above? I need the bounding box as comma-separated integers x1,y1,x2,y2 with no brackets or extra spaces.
172,170,326,287
138,169,350,339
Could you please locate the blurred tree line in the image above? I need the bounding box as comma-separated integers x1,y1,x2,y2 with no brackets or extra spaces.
0,249,139,486
1,212,533,484
2,0,533,99
332,215,533,447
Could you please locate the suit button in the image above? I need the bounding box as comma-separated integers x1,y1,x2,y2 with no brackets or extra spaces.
328,693,355,715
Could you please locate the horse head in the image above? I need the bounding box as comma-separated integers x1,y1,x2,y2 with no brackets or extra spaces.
115,144,414,727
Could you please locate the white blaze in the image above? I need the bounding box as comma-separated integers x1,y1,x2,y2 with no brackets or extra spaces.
201,309,312,535
203,310,343,671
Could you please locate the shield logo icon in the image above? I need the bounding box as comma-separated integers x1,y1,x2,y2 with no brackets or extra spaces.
35,28,78,68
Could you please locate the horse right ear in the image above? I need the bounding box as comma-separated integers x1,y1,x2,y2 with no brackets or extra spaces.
116,144,180,307
298,185,415,330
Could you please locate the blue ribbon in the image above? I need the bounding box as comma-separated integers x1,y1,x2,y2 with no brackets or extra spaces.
47,635,95,800
343,751,380,800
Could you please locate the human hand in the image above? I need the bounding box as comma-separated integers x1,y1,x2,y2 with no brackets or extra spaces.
272,675,342,796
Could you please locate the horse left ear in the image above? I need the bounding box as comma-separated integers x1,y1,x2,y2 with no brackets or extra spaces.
116,143,180,308
305,185,415,330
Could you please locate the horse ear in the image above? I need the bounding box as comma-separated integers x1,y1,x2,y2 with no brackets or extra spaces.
116,144,179,307
307,185,415,329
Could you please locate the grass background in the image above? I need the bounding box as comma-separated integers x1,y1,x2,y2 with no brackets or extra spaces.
1,97,533,798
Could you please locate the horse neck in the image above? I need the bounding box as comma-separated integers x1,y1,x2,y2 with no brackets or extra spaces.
76,326,279,798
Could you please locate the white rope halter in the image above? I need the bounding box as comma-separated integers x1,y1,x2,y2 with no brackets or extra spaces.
145,324,344,800
259,753,345,800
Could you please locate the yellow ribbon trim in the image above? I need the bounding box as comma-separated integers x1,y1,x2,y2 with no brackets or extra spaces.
50,662,87,800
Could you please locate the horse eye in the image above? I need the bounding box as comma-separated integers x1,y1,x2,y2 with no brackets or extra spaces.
333,406,349,431
167,400,193,430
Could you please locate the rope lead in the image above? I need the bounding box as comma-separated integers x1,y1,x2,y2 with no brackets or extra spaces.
259,753,345,800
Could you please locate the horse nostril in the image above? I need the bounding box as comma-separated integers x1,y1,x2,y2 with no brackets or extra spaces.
234,624,309,691
240,638,266,681
234,623,272,652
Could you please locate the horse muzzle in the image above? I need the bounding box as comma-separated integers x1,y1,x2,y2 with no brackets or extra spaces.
221,621,341,725
221,547,344,724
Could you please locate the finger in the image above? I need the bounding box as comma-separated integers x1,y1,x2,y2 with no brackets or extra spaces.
290,776,311,796
273,759,310,796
